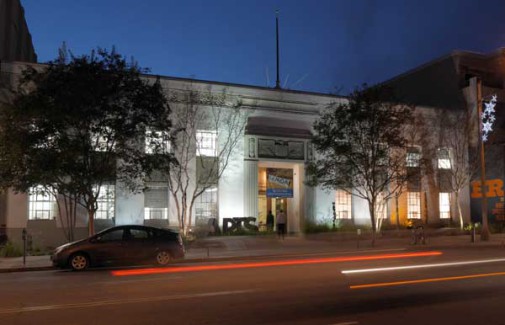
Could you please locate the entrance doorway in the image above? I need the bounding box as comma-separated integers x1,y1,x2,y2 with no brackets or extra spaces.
258,197,288,231
258,166,292,232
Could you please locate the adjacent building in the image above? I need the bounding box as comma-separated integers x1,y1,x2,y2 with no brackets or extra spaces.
382,49,505,226
0,0,37,63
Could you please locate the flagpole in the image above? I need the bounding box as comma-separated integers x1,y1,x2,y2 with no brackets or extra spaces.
275,10,281,89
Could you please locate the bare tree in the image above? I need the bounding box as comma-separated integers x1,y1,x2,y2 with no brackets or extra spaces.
167,88,247,236
436,110,477,229
393,110,436,228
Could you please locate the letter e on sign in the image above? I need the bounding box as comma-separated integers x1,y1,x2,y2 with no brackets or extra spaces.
471,181,482,198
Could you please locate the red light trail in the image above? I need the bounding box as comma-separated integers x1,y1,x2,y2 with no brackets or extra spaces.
111,251,442,277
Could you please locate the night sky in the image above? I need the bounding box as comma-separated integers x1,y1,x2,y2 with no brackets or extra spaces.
22,0,505,94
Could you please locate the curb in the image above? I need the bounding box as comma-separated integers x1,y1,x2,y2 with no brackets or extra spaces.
1,240,504,273
0,255,291,273
0,265,55,273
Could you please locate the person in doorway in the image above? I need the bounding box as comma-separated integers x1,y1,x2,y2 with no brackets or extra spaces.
276,209,287,239
266,210,275,232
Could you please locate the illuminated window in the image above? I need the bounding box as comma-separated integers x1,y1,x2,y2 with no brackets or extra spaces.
407,192,421,219
195,187,218,222
144,187,168,220
335,190,352,219
94,185,115,219
406,147,421,167
28,185,57,220
196,130,217,157
437,148,451,169
145,129,170,154
439,192,451,219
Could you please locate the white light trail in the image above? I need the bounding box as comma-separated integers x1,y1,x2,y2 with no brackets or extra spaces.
341,258,505,274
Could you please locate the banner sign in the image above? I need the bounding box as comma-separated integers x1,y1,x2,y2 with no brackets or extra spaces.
266,168,293,198
470,178,505,223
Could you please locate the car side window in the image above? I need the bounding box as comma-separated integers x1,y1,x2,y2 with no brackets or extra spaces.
97,229,124,242
129,228,150,240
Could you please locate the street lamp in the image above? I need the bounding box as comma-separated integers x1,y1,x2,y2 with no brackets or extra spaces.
476,78,498,241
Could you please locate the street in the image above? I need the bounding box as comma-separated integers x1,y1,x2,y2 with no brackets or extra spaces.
1,246,505,325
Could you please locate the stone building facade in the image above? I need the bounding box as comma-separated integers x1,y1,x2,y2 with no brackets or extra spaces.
0,60,472,248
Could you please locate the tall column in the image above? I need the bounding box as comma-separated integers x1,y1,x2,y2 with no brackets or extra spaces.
243,159,259,219
304,142,315,226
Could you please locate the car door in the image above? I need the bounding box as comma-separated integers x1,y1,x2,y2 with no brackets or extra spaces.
89,227,126,265
122,227,154,264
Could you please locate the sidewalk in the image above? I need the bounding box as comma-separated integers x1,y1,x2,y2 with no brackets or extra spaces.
1,232,505,273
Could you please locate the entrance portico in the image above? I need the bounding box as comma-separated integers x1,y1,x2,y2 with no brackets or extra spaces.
243,114,313,234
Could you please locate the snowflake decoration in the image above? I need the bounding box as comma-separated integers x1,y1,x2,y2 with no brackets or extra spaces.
484,102,495,116
481,94,497,142
483,121,493,133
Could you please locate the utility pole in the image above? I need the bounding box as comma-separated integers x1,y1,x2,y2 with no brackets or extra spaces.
477,77,490,241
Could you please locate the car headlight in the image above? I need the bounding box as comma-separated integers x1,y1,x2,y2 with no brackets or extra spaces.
53,244,70,256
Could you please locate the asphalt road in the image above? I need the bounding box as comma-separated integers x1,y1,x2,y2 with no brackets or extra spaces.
1,246,505,325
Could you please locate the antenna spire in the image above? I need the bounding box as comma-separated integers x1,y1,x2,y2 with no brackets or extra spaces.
275,9,281,89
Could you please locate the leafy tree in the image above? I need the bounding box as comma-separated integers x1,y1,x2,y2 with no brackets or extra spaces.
308,85,414,245
167,88,247,236
0,48,173,238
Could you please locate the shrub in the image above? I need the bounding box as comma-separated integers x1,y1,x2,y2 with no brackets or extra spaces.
304,222,333,234
0,241,23,257
489,222,505,234
29,246,51,256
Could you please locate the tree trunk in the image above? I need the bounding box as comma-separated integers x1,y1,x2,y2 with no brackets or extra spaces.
88,209,95,236
424,192,429,225
170,191,183,234
369,201,376,247
395,194,400,232
71,198,77,241
181,193,188,236
64,197,74,242
188,198,196,237
455,191,464,230
55,194,77,242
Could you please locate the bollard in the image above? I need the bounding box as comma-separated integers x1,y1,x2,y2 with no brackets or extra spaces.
471,224,476,243
357,229,361,249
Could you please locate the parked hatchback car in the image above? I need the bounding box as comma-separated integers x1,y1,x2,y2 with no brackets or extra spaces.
51,225,185,271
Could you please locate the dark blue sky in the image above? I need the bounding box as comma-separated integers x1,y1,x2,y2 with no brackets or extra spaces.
22,0,505,94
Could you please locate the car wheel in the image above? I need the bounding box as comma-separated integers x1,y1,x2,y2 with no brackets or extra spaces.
155,250,171,266
69,253,89,271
